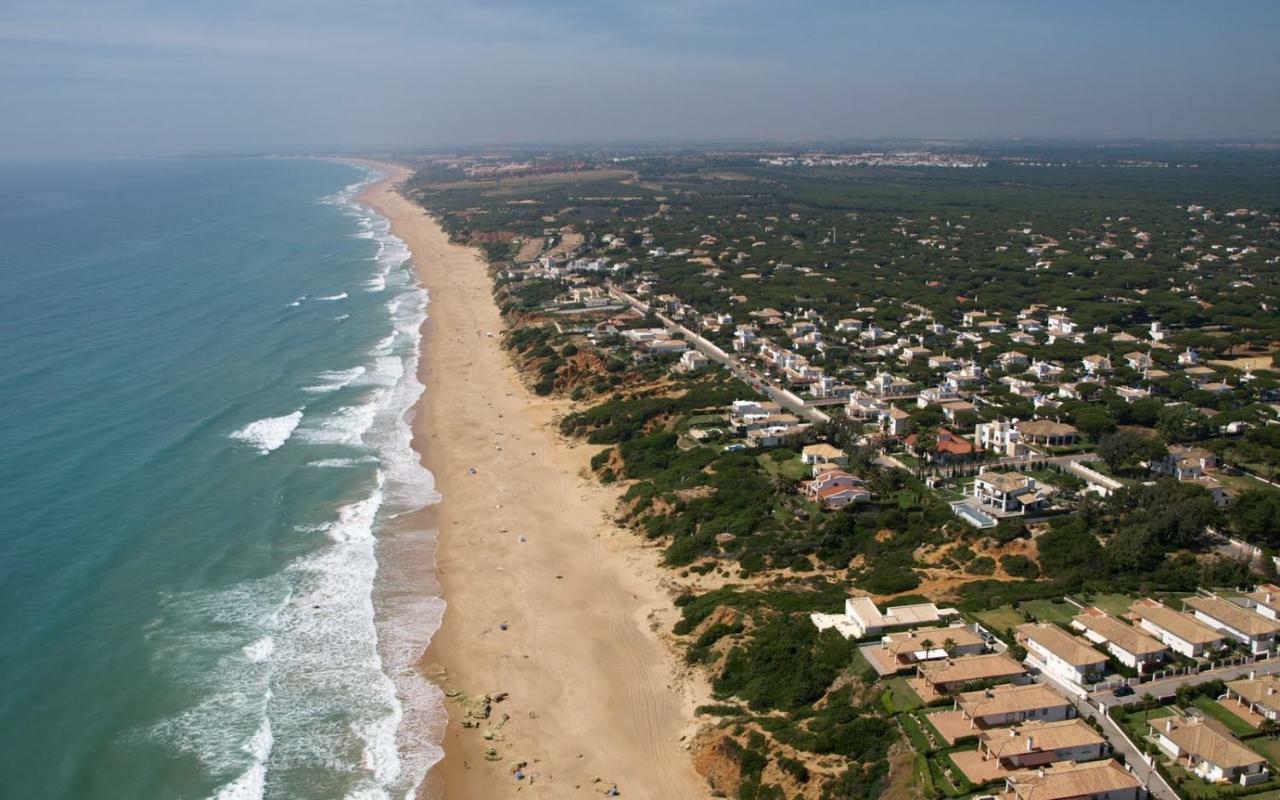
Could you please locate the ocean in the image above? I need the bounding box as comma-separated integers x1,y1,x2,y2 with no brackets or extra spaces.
0,158,444,798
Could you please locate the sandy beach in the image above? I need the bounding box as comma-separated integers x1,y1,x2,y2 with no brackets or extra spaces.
358,164,709,800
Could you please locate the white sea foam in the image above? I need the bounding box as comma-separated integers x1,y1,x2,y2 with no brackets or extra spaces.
164,165,443,799
303,366,366,394
288,295,307,308
317,293,348,301
308,456,379,469
296,399,380,447
209,717,272,800
230,411,303,455
335,314,350,322
242,637,274,663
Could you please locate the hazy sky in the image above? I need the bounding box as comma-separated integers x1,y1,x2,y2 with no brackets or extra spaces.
2,0,1278,157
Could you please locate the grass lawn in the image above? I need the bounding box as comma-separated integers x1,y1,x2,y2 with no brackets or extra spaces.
928,757,967,796
973,605,1026,636
1118,705,1174,744
1018,598,1080,626
1248,736,1280,770
1163,763,1280,799
899,712,935,753
1190,696,1257,737
883,677,925,714
1077,592,1136,618
757,453,811,481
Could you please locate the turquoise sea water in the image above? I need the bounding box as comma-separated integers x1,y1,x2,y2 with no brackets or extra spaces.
0,158,444,798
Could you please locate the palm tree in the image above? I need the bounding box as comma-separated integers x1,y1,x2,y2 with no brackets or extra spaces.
920,638,935,657
1260,718,1279,739
912,426,938,478
1142,692,1157,721
943,637,957,658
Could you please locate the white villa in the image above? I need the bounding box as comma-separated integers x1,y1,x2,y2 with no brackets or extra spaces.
1070,607,1168,673
1017,623,1108,689
811,596,959,639
972,471,1048,514
1150,714,1269,787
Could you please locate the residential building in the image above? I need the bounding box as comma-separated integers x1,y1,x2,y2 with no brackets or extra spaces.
1152,445,1217,480
846,391,888,420
746,423,810,449
869,625,986,674
956,683,1075,730
1017,623,1108,689
977,719,1107,770
972,471,1048,514
976,419,1026,458
941,400,977,425
676,350,709,373
1243,584,1280,622
999,351,1031,370
1225,675,1280,722
1123,351,1153,371
1026,360,1065,381
882,405,911,436
865,371,917,398
917,385,960,408
1150,714,1269,786
1046,314,1077,336
802,470,871,509
1183,595,1280,655
906,427,979,463
729,399,781,425
801,443,848,468
916,653,1030,695
1070,607,1168,673
811,596,959,639
1001,759,1141,800
1081,354,1113,375
1015,419,1079,446
1128,598,1226,658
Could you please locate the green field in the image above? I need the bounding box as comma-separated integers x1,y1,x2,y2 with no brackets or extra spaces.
1248,736,1280,769
883,677,925,714
1018,598,1081,626
1118,704,1174,744
1191,696,1259,737
972,605,1026,636
1077,592,1136,618
757,453,811,482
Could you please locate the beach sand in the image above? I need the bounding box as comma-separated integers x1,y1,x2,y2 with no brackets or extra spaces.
358,165,710,800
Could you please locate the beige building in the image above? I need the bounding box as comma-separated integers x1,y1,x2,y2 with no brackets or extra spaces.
1150,713,1269,786
917,652,1029,695
1001,759,1141,800
1183,594,1280,655
1071,607,1168,673
978,718,1106,770
956,683,1075,730
1129,598,1226,658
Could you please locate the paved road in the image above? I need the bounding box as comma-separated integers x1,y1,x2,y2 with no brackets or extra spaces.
1036,674,1178,800
1091,656,1280,708
607,285,830,424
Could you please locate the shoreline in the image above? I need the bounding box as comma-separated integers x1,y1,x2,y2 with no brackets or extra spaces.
355,163,710,799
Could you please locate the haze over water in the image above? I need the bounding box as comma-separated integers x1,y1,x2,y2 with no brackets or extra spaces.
0,157,444,799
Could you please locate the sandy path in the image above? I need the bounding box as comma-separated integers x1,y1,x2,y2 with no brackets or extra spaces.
357,165,709,800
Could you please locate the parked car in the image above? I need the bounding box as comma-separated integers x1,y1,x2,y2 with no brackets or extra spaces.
1112,685,1134,697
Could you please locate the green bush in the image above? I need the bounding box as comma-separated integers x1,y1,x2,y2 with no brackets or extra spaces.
1000,554,1040,579
966,556,996,575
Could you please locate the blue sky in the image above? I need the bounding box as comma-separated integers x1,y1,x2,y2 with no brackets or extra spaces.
1,0,1278,156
